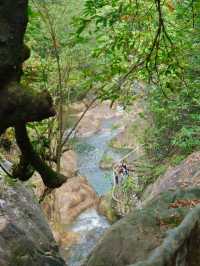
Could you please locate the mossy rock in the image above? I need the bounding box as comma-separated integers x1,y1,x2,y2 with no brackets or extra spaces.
99,154,114,170
98,193,120,223
83,188,200,266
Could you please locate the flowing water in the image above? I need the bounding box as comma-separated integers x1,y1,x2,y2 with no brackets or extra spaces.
65,112,130,265
66,208,110,266
74,116,129,195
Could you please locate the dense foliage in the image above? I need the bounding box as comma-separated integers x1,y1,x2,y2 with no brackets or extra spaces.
23,0,94,169
2,0,197,181
75,0,200,160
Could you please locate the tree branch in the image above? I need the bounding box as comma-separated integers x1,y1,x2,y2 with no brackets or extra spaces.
0,82,55,134
15,123,67,188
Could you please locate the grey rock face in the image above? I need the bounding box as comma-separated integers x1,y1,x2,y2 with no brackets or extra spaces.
83,187,200,266
0,174,66,266
142,151,200,203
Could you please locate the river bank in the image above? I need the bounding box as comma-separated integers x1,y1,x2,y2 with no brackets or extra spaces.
48,99,149,264
0,100,145,265
2,98,199,266
60,101,129,264
27,101,129,264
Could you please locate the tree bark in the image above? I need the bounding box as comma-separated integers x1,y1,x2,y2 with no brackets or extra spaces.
0,0,28,85
0,82,55,133
12,155,34,181
0,0,66,188
15,123,67,188
0,1,56,134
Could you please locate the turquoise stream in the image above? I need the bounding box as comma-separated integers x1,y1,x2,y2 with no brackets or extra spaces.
65,115,129,265
74,117,128,195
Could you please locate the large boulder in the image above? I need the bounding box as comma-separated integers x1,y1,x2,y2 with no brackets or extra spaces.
75,101,123,137
41,176,98,246
97,193,119,223
30,150,78,199
53,176,98,224
142,151,200,203
0,175,65,266
60,150,78,177
29,151,98,247
83,188,200,266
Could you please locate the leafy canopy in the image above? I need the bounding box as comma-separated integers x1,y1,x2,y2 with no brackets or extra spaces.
75,0,200,158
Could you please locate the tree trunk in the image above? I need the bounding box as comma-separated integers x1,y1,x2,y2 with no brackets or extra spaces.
0,0,28,85
15,123,67,188
0,0,66,188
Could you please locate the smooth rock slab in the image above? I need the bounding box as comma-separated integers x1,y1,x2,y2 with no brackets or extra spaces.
83,188,200,266
0,175,65,266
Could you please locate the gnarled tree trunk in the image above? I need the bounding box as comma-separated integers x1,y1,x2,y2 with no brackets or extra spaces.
0,0,67,188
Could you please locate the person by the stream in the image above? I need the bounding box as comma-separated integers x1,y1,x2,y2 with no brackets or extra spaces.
114,170,119,185
121,161,129,176
114,161,129,185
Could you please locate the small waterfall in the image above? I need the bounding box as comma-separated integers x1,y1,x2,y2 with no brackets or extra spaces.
65,208,110,266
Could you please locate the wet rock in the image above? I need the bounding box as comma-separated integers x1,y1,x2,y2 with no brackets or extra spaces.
53,228,80,250
66,208,110,266
76,101,123,137
53,176,98,224
0,175,65,266
99,154,114,170
76,116,101,137
97,193,119,223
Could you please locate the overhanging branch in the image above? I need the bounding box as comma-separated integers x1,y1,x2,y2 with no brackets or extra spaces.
15,123,67,188
0,82,55,134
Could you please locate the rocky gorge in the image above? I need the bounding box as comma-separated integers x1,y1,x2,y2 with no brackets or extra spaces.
0,1,199,265
83,152,200,266
1,102,200,266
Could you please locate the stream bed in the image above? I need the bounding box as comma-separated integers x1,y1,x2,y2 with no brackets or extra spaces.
74,116,129,195
65,114,130,265
66,208,110,266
